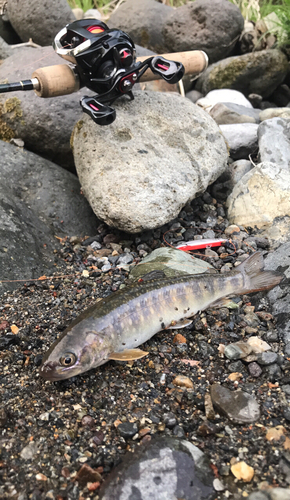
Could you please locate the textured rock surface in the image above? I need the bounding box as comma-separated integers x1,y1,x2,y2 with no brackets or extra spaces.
258,117,290,168
210,384,260,424
0,46,91,171
226,162,290,228
265,242,290,344
0,141,98,295
6,0,75,45
162,0,244,63
99,437,215,500
108,0,173,53
196,49,289,98
211,159,253,200
219,123,258,160
210,102,259,124
129,247,214,281
72,91,228,233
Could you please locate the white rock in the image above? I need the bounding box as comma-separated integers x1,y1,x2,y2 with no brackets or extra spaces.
219,123,258,160
258,117,290,169
227,161,290,228
197,89,253,112
72,91,228,233
247,337,271,353
260,108,290,121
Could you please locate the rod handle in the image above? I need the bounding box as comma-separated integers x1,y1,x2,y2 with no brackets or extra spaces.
31,50,208,98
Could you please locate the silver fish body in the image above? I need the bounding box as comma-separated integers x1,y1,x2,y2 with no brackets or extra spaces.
39,252,282,381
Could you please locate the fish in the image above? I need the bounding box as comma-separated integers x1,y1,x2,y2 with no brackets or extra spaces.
39,252,282,381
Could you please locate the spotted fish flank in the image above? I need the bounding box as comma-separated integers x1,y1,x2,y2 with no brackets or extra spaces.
39,252,282,381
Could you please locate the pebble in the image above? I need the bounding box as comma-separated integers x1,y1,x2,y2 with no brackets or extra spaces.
0,407,8,427
248,362,263,378
117,422,138,439
75,464,102,487
20,442,38,460
256,352,278,365
173,375,193,388
231,461,254,482
247,336,271,353
163,412,177,429
210,384,260,424
224,341,253,360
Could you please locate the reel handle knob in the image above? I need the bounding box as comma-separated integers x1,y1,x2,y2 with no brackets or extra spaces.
150,56,185,84
80,96,116,126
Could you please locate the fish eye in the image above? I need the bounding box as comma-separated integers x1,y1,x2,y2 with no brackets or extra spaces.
59,353,77,367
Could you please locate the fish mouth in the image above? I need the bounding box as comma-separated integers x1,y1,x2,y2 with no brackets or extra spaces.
39,361,77,382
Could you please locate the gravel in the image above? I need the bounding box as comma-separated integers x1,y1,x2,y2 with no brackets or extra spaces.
0,190,289,499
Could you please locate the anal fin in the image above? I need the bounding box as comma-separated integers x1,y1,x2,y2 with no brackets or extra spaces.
108,348,149,361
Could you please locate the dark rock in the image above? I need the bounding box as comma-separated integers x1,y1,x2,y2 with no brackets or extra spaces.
118,422,138,439
210,384,260,424
0,141,98,295
99,437,215,500
256,352,278,365
7,0,75,46
248,362,263,378
269,84,290,107
163,412,177,429
108,0,173,53
162,0,244,63
0,46,93,171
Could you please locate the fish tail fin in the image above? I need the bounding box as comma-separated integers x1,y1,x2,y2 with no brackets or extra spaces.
237,251,282,294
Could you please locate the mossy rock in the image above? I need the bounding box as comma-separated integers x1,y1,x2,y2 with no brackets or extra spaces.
196,49,289,98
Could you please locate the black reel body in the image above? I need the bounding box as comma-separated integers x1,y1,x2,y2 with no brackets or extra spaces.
54,19,184,125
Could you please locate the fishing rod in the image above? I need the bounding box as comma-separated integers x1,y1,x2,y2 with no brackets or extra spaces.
0,19,208,125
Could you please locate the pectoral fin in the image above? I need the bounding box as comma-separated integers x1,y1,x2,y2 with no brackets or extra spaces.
169,319,193,329
108,348,149,361
209,297,238,309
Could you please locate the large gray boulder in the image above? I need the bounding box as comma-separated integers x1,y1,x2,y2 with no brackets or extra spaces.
162,0,244,63
6,0,75,46
196,49,289,98
0,46,90,171
0,141,98,294
71,90,228,233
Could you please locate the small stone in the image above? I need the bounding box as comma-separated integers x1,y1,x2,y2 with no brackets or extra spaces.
204,393,216,420
197,421,217,436
163,412,177,429
224,342,252,360
20,442,38,460
38,412,50,421
282,385,290,396
256,352,278,365
118,422,138,439
231,461,254,482
87,482,101,491
75,464,102,487
81,415,95,428
248,362,263,378
210,384,260,424
36,473,48,481
213,478,226,491
0,407,8,428
282,407,290,422
266,425,285,442
247,336,271,353
225,224,240,236
173,333,187,344
92,431,104,445
173,375,193,389
228,372,243,382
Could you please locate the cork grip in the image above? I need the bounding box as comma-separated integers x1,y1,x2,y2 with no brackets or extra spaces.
32,50,208,98
32,64,80,97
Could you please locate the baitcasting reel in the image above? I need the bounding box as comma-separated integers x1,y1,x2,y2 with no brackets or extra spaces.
54,19,184,125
